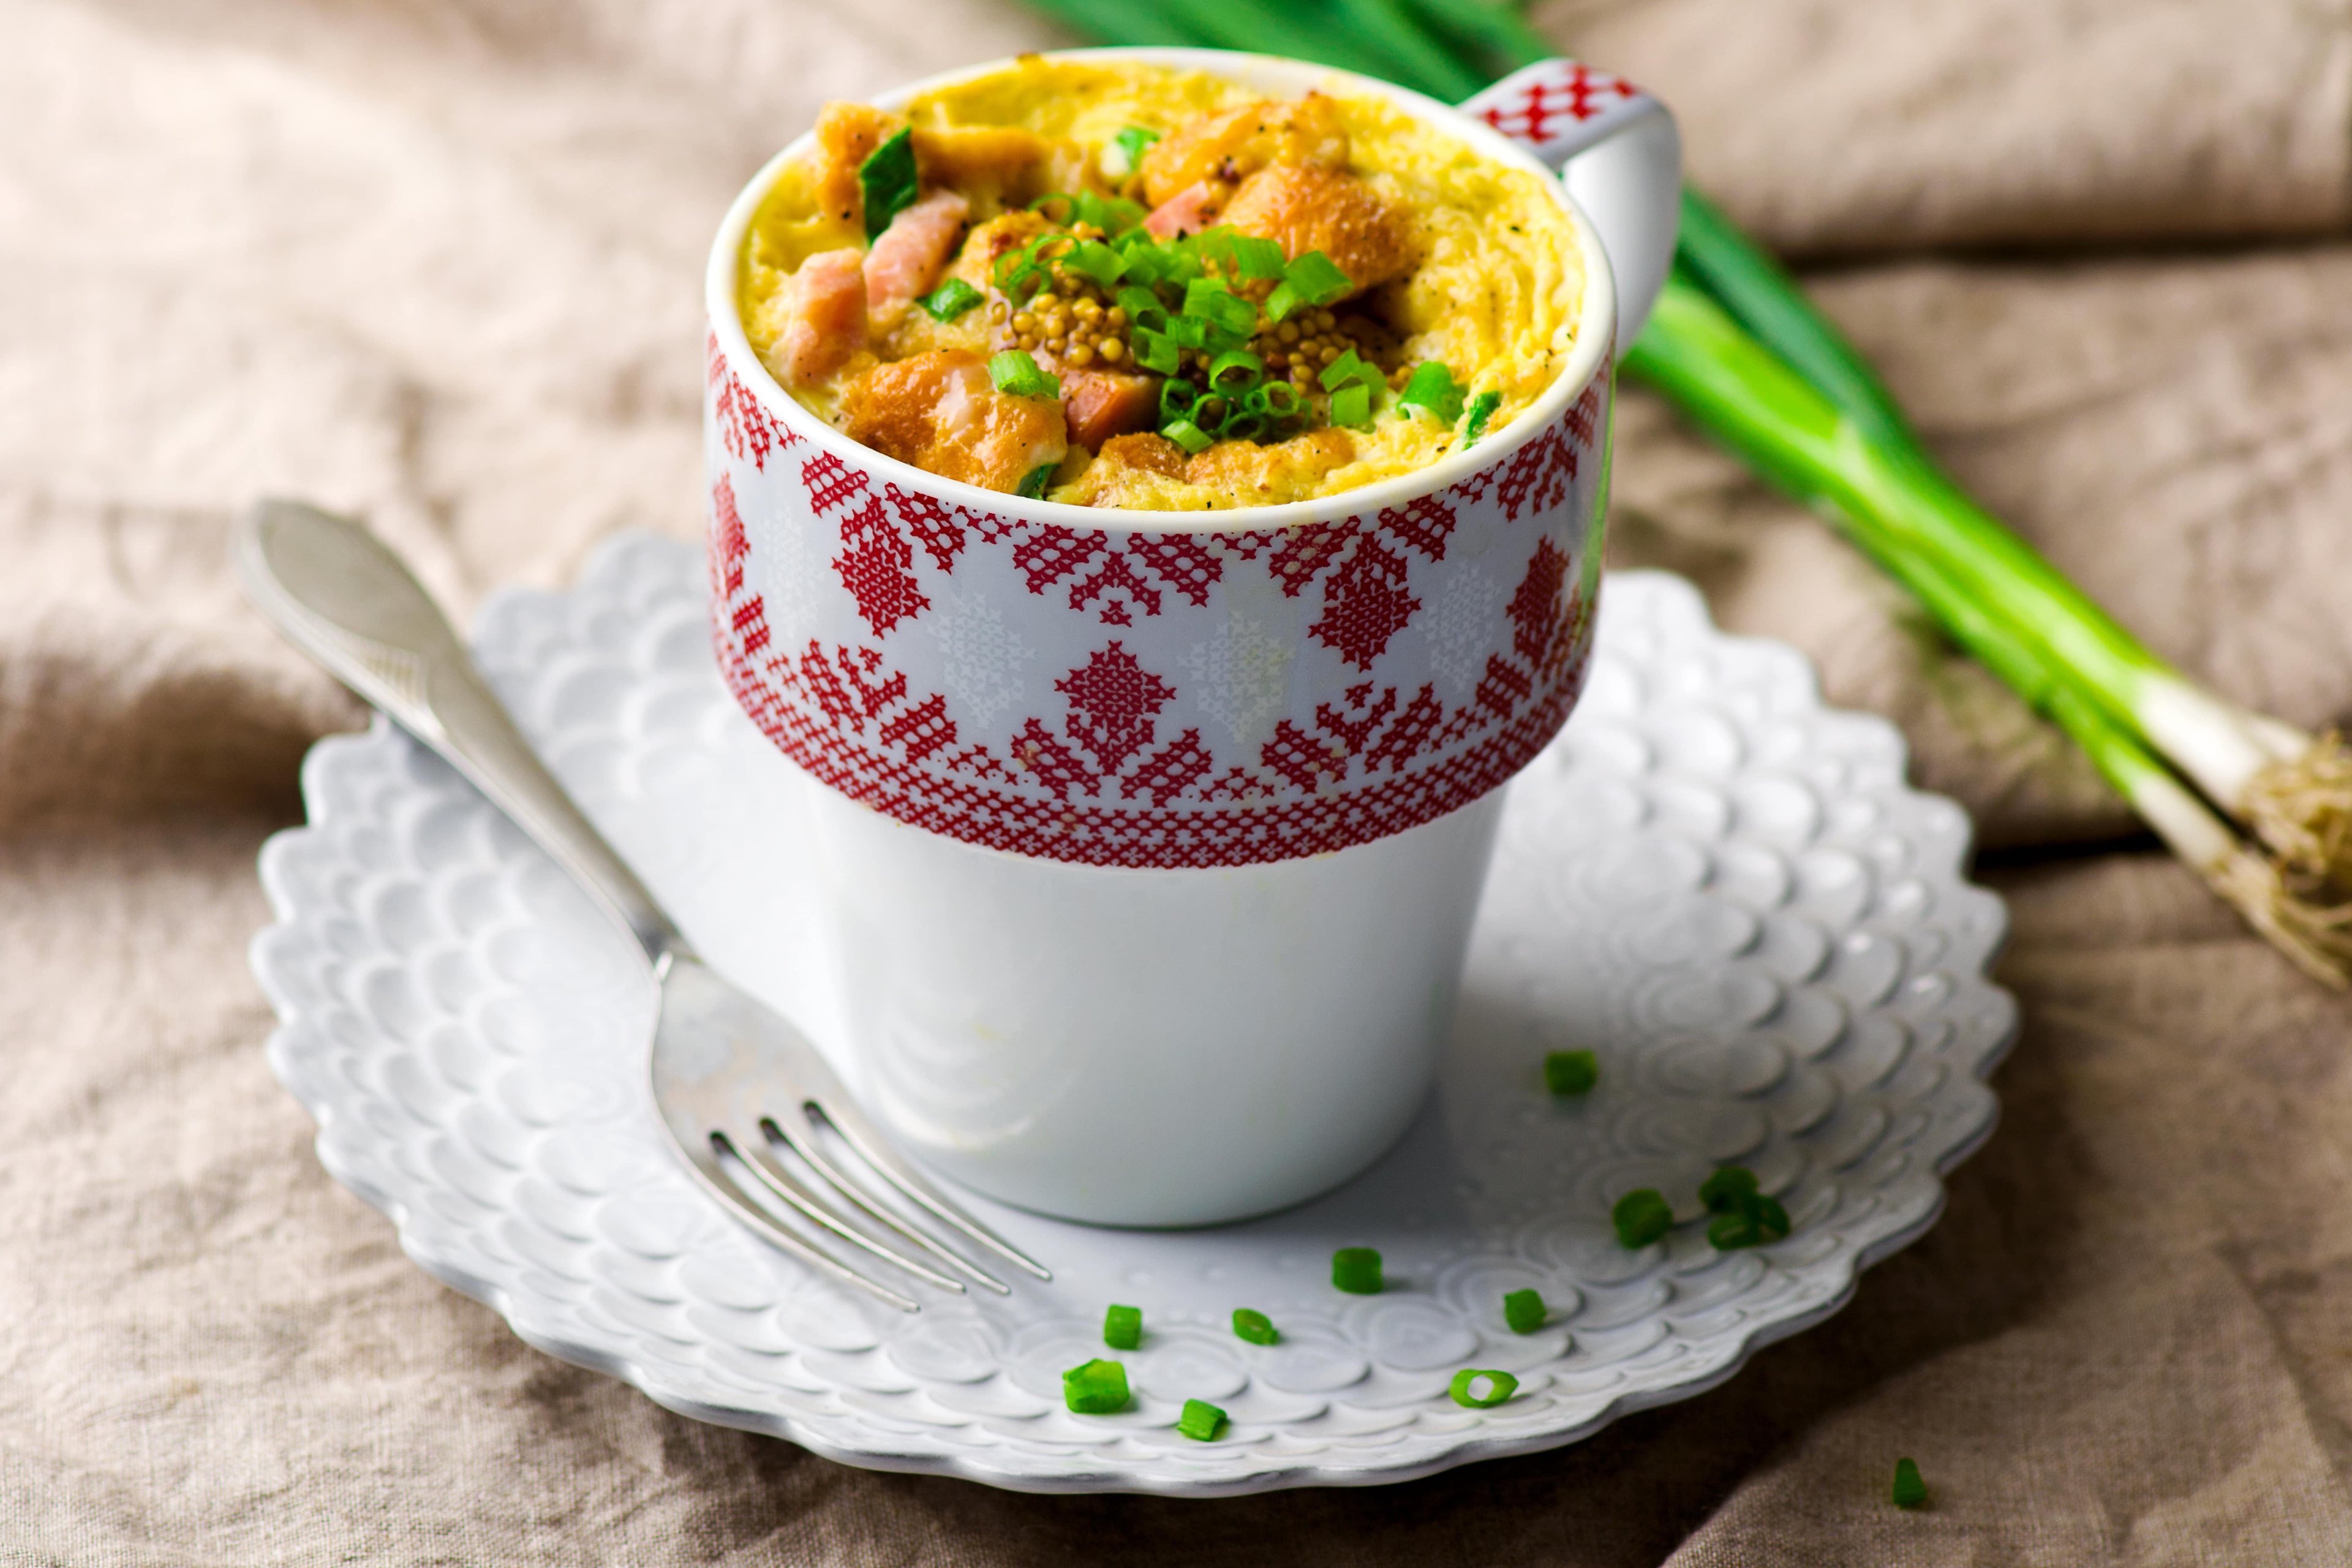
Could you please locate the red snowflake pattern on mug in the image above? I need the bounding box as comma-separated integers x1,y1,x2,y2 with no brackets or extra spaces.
705,333,1608,868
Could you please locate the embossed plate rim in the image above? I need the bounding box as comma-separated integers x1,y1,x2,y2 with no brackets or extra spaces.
251,535,2015,1496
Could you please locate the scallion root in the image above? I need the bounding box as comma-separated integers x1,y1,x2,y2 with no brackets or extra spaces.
2239,731,2352,888
2202,848,2352,989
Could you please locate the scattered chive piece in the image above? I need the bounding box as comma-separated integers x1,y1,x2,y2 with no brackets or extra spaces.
858,127,918,241
1448,1368,1520,1409
1061,1358,1131,1415
1232,1308,1279,1346
1329,383,1373,429
1177,1398,1229,1441
1700,1166,1761,1213
1017,463,1056,500
1544,1049,1599,1097
1397,361,1467,426
1102,1303,1142,1351
1163,419,1212,455
1113,124,1161,172
1332,1246,1384,1294
1706,1193,1792,1251
1502,1288,1547,1335
1891,1457,1928,1509
1267,250,1353,322
919,277,982,323
1461,390,1502,445
1700,1165,1791,1250
988,350,1060,401
1612,1188,1673,1249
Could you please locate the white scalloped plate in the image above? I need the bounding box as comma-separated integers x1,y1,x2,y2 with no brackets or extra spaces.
250,534,2014,1496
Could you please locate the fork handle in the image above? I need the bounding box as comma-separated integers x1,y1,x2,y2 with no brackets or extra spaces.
238,499,686,966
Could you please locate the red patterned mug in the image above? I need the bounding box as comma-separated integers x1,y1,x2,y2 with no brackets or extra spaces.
704,49,1679,1226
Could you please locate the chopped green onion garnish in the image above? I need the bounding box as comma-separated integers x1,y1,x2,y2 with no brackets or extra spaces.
1177,1398,1228,1441
1230,233,1286,281
919,277,982,323
1502,1288,1546,1335
1398,361,1466,426
1461,389,1502,445
1163,419,1212,455
1182,278,1258,342
1329,383,1373,429
1102,1303,1142,1351
1159,377,1198,426
1891,1457,1928,1509
1448,1368,1520,1409
1031,190,1145,235
1117,284,1168,334
1017,463,1057,500
993,233,1057,306
1206,349,1264,399
858,127,918,241
1254,380,1305,422
1317,349,1379,394
1332,1246,1383,1294
1544,1049,1598,1096
1114,125,1161,170
989,350,1060,401
1133,328,1181,376
1061,239,1127,289
1699,1166,1760,1214
1267,250,1352,321
1232,1308,1278,1346
1061,1358,1130,1415
1612,1188,1673,1249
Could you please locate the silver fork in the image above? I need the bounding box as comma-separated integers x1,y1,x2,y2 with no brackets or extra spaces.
238,499,1049,1312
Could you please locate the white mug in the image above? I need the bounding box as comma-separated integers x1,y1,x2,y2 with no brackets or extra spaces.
703,48,1680,1225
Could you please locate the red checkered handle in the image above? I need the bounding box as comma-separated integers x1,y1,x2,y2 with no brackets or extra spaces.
1463,59,1681,353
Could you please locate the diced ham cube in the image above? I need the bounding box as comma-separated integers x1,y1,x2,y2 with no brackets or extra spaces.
866,190,970,325
1143,183,1221,241
1219,165,1419,296
810,102,903,230
1060,370,1159,452
842,350,1068,495
777,248,869,388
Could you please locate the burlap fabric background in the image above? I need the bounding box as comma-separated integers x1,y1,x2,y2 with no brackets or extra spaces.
9,0,2352,1560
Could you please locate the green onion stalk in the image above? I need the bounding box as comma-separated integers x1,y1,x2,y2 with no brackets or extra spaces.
1664,195,2352,893
1019,0,2352,976
1634,282,2352,985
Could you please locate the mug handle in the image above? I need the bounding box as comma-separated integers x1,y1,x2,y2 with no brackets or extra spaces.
1460,60,1682,356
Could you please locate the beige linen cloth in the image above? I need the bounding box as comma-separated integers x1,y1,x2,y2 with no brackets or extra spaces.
9,0,2352,1559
